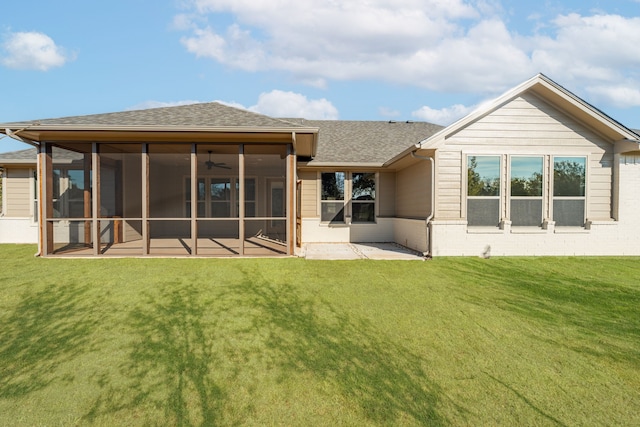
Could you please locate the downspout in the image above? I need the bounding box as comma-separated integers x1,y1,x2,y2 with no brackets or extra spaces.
411,150,435,257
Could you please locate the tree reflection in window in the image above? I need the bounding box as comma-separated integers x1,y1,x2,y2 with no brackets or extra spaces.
510,157,543,226
321,172,345,223
554,158,585,197
352,172,375,222
467,156,500,227
468,156,500,197
553,157,586,227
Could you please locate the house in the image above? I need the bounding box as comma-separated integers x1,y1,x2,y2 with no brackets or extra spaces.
0,148,39,243
1,74,639,257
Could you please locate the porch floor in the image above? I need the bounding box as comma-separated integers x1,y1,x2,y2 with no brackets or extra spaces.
52,236,288,257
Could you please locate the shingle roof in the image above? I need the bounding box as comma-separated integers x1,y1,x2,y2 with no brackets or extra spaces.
285,119,444,164
0,148,37,164
1,104,444,166
2,102,305,129
0,147,86,165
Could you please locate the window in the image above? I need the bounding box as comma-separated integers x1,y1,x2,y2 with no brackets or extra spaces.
510,157,543,226
185,178,206,217
553,156,586,227
351,172,375,222
52,168,89,218
210,178,231,217
235,178,256,217
321,172,345,223
467,156,500,227
186,177,256,218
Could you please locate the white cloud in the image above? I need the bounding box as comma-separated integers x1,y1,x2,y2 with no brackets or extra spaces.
247,90,339,119
178,0,493,88
378,107,401,118
586,85,640,109
126,91,338,120
1,31,71,71
412,103,476,125
176,2,640,110
171,14,197,31
528,13,640,108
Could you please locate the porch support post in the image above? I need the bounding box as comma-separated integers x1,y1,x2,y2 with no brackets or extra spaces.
91,142,100,255
35,144,43,256
191,143,198,255
41,142,53,255
286,142,295,255
238,144,245,256
83,153,91,246
142,143,149,255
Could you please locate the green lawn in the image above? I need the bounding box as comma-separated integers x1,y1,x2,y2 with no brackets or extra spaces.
0,245,638,426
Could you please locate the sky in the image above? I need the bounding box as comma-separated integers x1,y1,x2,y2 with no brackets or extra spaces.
1,0,640,153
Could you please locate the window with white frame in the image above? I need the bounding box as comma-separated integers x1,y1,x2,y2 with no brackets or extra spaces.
321,172,345,223
510,156,543,226
553,156,586,227
186,177,256,218
351,172,375,222
210,178,232,217
467,155,501,227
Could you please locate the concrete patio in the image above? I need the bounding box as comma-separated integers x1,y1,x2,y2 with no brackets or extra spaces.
301,243,425,260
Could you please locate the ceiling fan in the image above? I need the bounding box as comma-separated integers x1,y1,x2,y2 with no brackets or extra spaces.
205,151,231,170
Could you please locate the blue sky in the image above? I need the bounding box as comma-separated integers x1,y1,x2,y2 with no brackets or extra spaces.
1,0,640,153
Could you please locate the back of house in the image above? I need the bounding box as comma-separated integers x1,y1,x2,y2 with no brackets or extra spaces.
1,74,639,256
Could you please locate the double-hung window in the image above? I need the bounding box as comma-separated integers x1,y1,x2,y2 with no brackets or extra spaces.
320,172,377,223
321,172,345,223
510,156,543,226
467,156,501,227
553,156,586,227
351,172,375,223
186,177,255,218
210,178,232,217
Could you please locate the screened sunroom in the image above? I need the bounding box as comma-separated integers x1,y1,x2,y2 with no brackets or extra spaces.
3,102,317,257
41,141,300,256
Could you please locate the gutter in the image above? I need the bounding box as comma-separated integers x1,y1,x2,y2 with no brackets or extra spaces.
3,123,319,135
411,150,435,258
4,128,40,148
298,161,384,168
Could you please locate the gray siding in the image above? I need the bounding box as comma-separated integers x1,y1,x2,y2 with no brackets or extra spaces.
298,170,318,218
378,172,395,217
435,150,462,219
396,161,431,218
436,92,614,221
5,168,31,217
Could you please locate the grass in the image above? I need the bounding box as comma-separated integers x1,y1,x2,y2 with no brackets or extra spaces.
0,245,638,426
